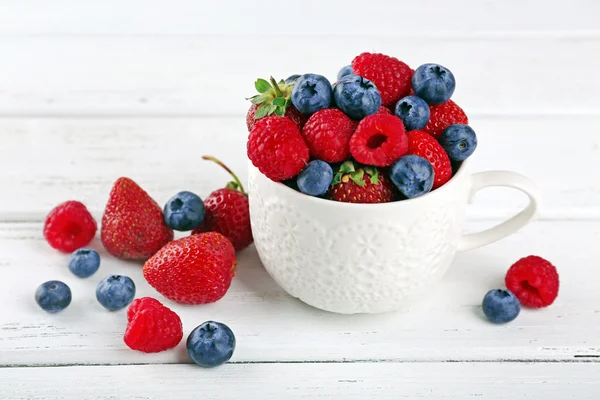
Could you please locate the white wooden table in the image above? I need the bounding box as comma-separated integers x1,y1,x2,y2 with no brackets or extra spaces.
1,1,600,398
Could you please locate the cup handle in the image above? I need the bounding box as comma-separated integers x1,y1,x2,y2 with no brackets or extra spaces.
458,171,540,252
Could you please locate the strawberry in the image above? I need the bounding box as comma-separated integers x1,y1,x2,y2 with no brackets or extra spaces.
422,99,468,139
246,77,307,130
247,116,310,182
328,161,395,204
192,156,253,252
101,177,173,261
143,232,236,304
406,130,452,189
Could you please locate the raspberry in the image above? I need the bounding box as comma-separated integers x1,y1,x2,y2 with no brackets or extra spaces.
349,114,408,167
422,100,468,139
352,52,413,107
302,109,355,163
124,297,183,353
376,106,393,115
247,116,310,182
505,256,559,308
406,130,452,189
44,201,97,253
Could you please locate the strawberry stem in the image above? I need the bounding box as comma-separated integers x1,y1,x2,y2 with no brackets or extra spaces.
202,155,246,195
270,76,283,97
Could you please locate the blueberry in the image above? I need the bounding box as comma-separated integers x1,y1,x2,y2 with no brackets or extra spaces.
297,160,333,197
96,275,136,311
35,281,72,313
291,73,332,115
439,124,478,161
394,96,430,130
68,248,100,278
412,63,456,105
389,155,434,199
337,65,353,81
285,74,301,84
187,321,236,368
333,74,382,120
164,191,205,231
482,289,521,324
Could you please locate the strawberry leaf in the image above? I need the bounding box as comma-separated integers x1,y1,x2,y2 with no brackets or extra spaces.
274,105,286,116
255,103,270,119
268,104,277,114
349,170,366,187
331,173,341,186
364,166,379,184
250,94,268,105
273,97,286,106
255,79,271,93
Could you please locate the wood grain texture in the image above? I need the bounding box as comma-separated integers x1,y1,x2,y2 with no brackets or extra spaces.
1,0,598,35
0,36,598,116
2,362,600,399
1,220,598,366
0,116,598,219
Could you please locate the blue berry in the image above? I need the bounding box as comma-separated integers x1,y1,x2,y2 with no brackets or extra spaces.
337,65,353,80
412,63,456,105
333,74,382,120
187,321,236,368
297,160,333,197
285,74,300,84
439,124,478,161
96,275,136,311
482,289,521,324
164,191,205,231
291,73,332,115
389,155,434,199
68,248,100,278
35,281,72,313
394,95,430,130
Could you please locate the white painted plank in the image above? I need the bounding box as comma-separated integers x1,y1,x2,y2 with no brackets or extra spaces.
0,36,598,115
0,116,598,219
1,0,598,35
1,363,599,399
0,220,598,366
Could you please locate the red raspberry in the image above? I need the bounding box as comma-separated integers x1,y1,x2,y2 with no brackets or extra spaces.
352,52,412,107
406,130,452,189
124,297,183,353
376,106,393,115
247,116,310,182
302,109,355,163
423,100,468,139
505,256,559,308
349,114,408,167
44,201,97,253
246,103,307,131
143,232,236,304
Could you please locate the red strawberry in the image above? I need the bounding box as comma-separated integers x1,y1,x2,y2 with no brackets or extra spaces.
101,177,173,261
192,156,252,252
247,116,309,182
246,77,307,130
302,108,355,163
505,256,559,308
143,232,236,304
352,52,413,107
349,114,408,167
422,100,468,139
406,130,453,189
328,161,395,204
247,103,306,131
44,201,97,253
124,297,183,353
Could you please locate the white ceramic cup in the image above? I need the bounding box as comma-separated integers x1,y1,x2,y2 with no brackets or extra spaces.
248,161,539,314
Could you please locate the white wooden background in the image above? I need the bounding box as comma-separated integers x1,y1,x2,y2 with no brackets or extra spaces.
1,1,600,398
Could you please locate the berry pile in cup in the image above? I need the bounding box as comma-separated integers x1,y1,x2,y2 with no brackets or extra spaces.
246,52,478,202
36,156,250,367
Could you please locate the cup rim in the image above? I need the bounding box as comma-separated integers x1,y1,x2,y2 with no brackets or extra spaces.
255,160,470,209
